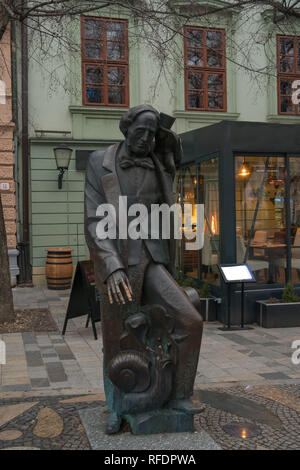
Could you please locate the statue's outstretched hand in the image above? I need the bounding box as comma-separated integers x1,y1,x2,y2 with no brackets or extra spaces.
107,269,133,305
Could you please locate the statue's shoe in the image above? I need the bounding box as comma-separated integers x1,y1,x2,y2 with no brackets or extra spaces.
106,412,122,434
166,399,205,415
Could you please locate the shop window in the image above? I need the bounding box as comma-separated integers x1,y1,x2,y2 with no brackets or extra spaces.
184,27,226,111
81,16,129,106
177,159,220,285
289,158,300,282
235,156,288,284
199,159,220,284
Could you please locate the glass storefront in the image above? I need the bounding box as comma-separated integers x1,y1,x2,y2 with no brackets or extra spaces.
178,121,300,324
176,153,300,290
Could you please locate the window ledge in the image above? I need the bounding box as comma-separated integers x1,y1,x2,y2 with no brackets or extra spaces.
267,114,300,124
69,106,128,118
173,110,240,121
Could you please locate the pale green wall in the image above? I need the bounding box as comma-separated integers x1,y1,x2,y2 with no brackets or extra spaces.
235,9,268,121
29,141,108,271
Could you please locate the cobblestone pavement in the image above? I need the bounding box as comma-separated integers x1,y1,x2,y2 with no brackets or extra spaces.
0,287,299,394
0,384,299,450
194,383,300,450
0,287,299,450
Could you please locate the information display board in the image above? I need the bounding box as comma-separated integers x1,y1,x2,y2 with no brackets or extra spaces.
218,264,256,331
219,264,256,284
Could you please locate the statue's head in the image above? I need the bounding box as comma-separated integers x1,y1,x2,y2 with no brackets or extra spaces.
119,105,160,157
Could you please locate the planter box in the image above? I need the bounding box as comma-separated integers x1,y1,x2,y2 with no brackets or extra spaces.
256,300,300,328
199,298,217,321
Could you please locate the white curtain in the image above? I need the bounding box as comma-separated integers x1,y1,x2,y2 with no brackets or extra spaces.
204,180,219,235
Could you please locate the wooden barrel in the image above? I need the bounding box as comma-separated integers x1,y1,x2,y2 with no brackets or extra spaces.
45,248,73,290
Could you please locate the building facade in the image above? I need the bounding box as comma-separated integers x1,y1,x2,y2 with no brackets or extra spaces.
14,1,300,288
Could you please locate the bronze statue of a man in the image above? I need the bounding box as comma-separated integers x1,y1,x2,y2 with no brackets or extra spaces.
84,105,203,434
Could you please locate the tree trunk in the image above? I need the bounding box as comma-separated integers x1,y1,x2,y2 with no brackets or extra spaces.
0,193,15,322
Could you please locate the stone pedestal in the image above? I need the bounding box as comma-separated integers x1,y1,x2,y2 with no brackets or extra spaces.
79,405,222,450
124,409,194,435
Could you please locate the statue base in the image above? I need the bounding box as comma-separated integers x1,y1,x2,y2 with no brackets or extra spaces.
124,409,194,435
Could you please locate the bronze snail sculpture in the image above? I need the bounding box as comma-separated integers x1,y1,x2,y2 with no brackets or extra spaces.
107,305,184,415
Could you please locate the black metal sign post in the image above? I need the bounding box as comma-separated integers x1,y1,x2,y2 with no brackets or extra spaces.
62,261,100,340
241,281,245,329
218,264,255,331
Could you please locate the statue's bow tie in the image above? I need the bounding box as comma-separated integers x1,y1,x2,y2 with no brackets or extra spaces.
119,155,155,170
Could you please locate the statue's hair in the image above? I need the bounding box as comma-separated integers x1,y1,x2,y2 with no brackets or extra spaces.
119,105,160,137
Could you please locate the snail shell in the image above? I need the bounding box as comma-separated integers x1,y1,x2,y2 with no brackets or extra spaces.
108,350,151,393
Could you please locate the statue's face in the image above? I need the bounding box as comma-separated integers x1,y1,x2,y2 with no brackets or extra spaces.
126,112,158,157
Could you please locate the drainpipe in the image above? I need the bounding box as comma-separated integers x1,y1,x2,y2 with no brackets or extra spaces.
20,6,32,284
10,20,20,285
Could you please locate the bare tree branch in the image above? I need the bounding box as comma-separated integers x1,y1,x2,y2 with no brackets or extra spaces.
1,1,299,103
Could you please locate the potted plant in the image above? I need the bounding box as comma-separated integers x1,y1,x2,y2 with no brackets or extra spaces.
198,282,217,322
176,271,197,288
256,281,300,328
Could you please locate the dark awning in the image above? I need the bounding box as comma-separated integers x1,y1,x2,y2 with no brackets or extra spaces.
180,120,300,165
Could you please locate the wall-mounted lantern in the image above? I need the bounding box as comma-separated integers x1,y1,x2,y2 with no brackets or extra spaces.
53,144,72,189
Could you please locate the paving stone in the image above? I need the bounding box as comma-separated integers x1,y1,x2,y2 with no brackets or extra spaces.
2,377,31,386
41,353,58,359
54,346,75,361
59,393,106,404
236,349,262,357
0,384,31,392
45,363,67,383
36,339,52,347
22,333,37,345
219,334,257,346
259,372,291,381
30,378,50,388
42,357,60,364
0,402,38,427
28,367,48,379
50,382,70,389
250,386,300,412
33,407,64,438
24,344,40,352
25,351,43,367
0,430,23,441
194,390,282,429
